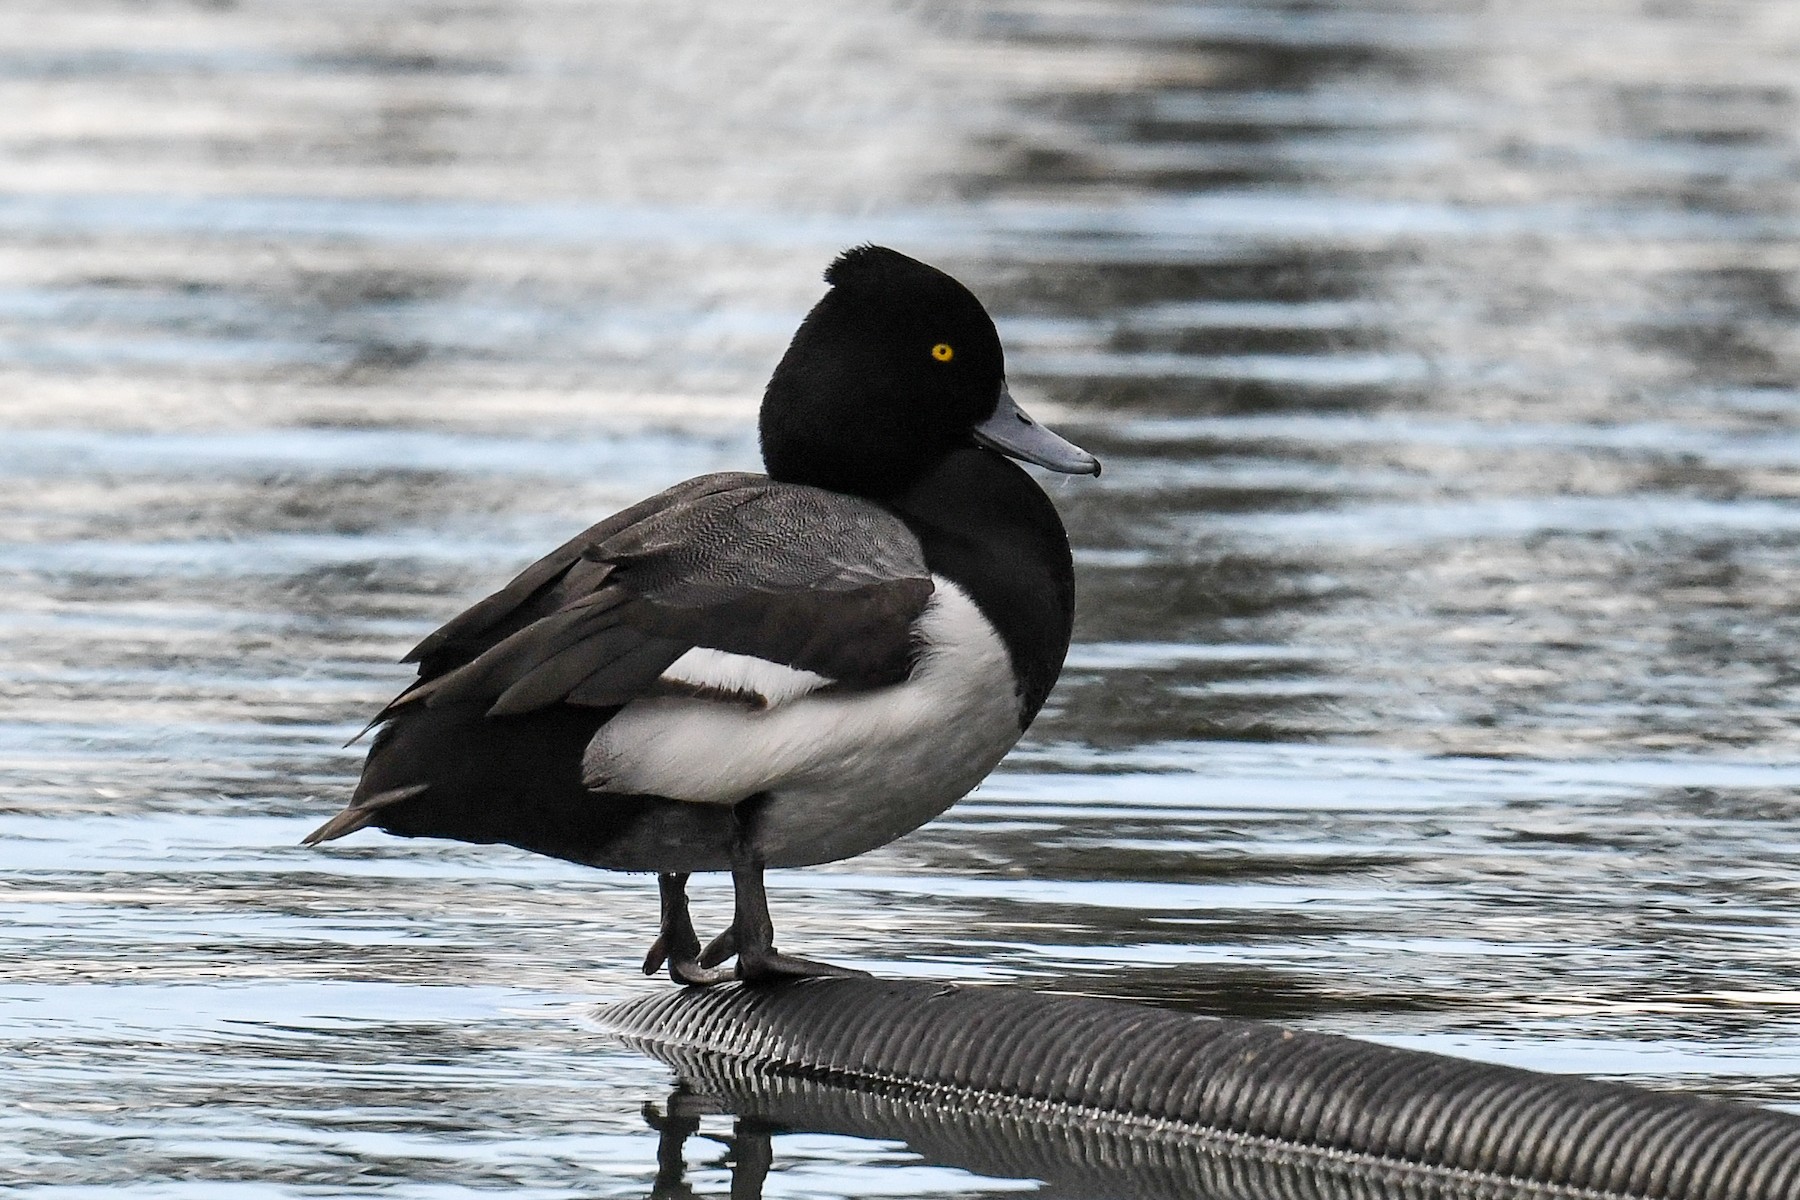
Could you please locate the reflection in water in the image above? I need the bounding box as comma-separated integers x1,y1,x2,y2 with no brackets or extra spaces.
637,1084,1225,1200
645,1092,775,1200
4,0,1800,1194
601,977,1800,1200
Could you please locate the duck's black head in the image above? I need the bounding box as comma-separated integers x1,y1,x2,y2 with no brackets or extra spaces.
759,245,1099,497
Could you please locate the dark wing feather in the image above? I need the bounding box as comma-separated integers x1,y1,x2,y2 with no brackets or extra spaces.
387,476,932,721
403,472,764,675
562,639,697,707
488,629,686,716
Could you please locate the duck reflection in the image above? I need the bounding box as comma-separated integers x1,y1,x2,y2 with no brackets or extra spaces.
643,1088,774,1200
643,1078,1187,1200
634,1074,1379,1200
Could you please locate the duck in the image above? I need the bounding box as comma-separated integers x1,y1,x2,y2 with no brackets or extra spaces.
304,245,1100,984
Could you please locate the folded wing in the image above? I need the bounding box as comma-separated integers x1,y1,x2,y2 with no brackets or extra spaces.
382,473,934,721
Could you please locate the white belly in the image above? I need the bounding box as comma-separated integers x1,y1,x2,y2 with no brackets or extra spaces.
582,578,1024,868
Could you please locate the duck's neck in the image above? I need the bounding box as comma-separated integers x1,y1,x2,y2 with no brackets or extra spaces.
884,448,1076,728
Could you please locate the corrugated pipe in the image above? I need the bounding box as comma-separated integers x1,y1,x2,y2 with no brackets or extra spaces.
598,977,1800,1200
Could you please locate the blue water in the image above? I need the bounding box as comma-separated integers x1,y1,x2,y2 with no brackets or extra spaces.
3,0,1798,1194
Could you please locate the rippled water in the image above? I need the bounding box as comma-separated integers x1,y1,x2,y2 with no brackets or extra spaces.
5,0,1799,1193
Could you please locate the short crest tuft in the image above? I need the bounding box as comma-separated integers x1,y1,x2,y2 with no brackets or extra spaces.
824,244,925,289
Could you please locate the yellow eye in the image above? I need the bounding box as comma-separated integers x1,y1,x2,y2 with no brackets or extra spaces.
930,342,954,363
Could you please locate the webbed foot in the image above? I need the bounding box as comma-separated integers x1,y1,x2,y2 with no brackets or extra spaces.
697,925,737,969
735,948,871,983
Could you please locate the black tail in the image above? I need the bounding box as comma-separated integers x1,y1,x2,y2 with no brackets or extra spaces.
305,698,737,871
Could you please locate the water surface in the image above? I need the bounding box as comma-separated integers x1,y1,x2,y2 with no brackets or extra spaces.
3,0,1799,1194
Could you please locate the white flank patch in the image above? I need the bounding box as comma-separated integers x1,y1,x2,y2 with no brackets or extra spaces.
582,577,1025,867
658,646,832,707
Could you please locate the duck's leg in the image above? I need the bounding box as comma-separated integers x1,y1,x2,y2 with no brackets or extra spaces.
642,872,734,986
643,1090,702,1199
643,1088,773,1199
726,851,870,982
639,873,688,974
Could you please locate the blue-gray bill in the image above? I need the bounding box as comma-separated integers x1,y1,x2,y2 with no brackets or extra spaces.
973,384,1101,476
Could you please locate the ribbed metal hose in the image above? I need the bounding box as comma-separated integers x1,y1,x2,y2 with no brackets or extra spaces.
598,978,1800,1200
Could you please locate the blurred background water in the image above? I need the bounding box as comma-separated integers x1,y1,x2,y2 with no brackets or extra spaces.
2,0,1799,1194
